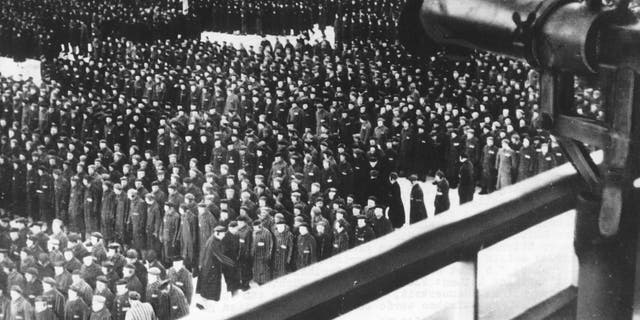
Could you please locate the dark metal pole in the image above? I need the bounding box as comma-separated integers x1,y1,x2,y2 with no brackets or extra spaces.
574,192,630,319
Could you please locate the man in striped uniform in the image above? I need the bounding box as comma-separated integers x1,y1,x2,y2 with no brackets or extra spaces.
124,292,156,320
272,218,293,279
9,286,34,320
250,221,273,285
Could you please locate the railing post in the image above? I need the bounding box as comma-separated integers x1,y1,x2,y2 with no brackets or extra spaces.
455,252,478,320
574,192,632,319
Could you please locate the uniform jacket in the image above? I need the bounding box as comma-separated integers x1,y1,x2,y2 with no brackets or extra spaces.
332,229,350,255
88,308,110,320
63,298,90,320
124,301,155,320
354,225,375,246
293,233,316,270
166,268,193,305
387,181,405,228
251,228,273,284
100,190,117,240
495,147,516,190
68,185,85,234
177,211,197,269
409,184,427,224
272,228,293,279
434,179,450,214
10,296,34,320
160,209,180,260
83,183,102,234
128,197,147,251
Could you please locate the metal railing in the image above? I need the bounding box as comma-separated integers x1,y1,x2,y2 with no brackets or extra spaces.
207,159,591,320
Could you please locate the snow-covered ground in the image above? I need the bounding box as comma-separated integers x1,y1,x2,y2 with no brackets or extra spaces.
0,57,42,85
0,25,334,88
201,25,335,48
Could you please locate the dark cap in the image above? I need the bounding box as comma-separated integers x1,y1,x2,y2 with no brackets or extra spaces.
128,291,141,300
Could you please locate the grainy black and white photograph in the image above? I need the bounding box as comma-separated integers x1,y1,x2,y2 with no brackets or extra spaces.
1,0,639,319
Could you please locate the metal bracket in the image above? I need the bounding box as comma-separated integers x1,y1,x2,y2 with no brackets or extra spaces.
538,67,638,237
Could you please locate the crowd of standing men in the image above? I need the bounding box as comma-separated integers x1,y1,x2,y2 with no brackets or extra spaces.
0,0,401,64
190,0,400,41
0,0,608,317
0,0,201,62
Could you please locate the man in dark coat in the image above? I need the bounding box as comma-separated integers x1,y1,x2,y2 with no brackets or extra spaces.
34,295,56,320
221,223,240,296
314,221,333,262
114,184,129,247
386,172,405,229
53,170,70,223
64,283,91,320
53,261,72,294
332,219,350,255
161,204,180,265
82,176,102,238
177,204,198,272
113,281,130,320
127,190,147,252
89,295,111,320
196,204,218,268
124,250,147,293
144,194,162,255
196,226,235,301
354,215,376,246
233,217,252,291
408,175,427,224
166,257,193,305
94,277,114,316
156,280,189,320
372,206,393,237
446,131,464,188
36,166,55,224
42,277,65,320
458,153,475,204
433,170,451,214
122,265,143,300
480,136,498,194
79,255,103,290
536,142,557,174
26,163,39,220
100,182,117,242
68,177,85,235
144,267,162,312
70,271,93,307
24,268,43,304
516,136,536,182
293,223,316,270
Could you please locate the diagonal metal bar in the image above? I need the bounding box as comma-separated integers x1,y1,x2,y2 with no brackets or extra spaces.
557,137,601,194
